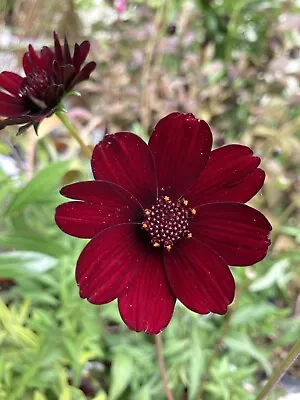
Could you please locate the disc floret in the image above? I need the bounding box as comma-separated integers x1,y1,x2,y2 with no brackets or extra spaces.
142,196,195,250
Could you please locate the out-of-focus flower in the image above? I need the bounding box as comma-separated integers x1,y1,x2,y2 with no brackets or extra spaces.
55,112,272,334
116,0,126,14
0,32,96,134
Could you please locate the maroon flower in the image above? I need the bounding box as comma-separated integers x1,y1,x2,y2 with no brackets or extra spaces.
0,32,96,134
55,112,272,334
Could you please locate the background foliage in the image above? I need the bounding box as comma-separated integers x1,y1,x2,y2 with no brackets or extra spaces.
0,0,300,399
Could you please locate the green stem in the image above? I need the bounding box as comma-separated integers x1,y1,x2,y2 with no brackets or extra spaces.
56,111,92,159
256,338,300,400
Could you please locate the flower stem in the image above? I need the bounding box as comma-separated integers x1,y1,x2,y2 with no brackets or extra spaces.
56,111,92,159
256,338,300,400
155,334,174,400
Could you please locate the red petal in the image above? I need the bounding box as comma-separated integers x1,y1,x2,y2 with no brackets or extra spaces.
0,93,27,117
188,144,265,205
52,60,61,84
53,32,63,64
44,84,64,108
22,45,43,75
40,46,55,77
69,61,96,87
72,43,81,71
23,52,34,75
165,239,235,314
191,203,272,266
118,247,175,334
63,36,72,64
60,179,141,205
148,112,212,198
73,41,90,70
0,72,22,95
92,132,157,208
76,224,147,304
28,44,43,70
79,41,90,63
60,65,76,89
55,180,142,238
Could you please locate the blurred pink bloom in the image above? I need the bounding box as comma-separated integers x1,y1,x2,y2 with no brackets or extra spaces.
116,0,126,14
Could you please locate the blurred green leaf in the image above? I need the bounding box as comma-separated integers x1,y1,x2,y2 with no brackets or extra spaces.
225,335,271,374
0,231,68,257
33,391,47,400
249,259,291,292
0,251,57,278
5,161,70,215
109,353,134,400
188,328,204,400
133,386,151,400
94,392,108,400
231,304,276,326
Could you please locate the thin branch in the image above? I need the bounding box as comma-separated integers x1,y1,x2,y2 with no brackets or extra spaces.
256,338,300,400
155,334,174,400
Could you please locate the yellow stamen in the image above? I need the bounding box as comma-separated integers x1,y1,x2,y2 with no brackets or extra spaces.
191,208,196,215
166,245,172,251
187,232,192,238
142,223,148,229
153,242,160,248
183,199,189,206
163,196,170,202
144,209,151,216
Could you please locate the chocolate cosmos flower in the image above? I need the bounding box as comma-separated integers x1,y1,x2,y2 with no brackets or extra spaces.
55,112,272,334
0,32,96,134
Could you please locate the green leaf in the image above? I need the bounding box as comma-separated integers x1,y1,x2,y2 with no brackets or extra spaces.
280,225,300,241
56,102,68,113
0,231,68,258
91,391,107,400
164,339,189,357
68,89,81,97
224,335,272,374
0,141,11,155
0,251,57,278
249,259,291,292
33,122,40,135
133,386,151,400
5,161,70,215
0,179,12,208
34,391,47,400
231,304,276,326
109,353,134,400
188,329,205,400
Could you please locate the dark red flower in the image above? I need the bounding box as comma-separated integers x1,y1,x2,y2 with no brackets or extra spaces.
0,32,96,134
55,112,272,334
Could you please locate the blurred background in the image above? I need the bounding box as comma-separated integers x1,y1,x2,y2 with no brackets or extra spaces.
0,0,300,399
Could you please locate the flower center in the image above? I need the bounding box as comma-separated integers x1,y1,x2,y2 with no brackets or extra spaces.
20,69,51,107
142,196,196,251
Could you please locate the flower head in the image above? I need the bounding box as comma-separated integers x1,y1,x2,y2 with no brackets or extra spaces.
0,32,96,134
55,112,272,334
116,0,126,14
